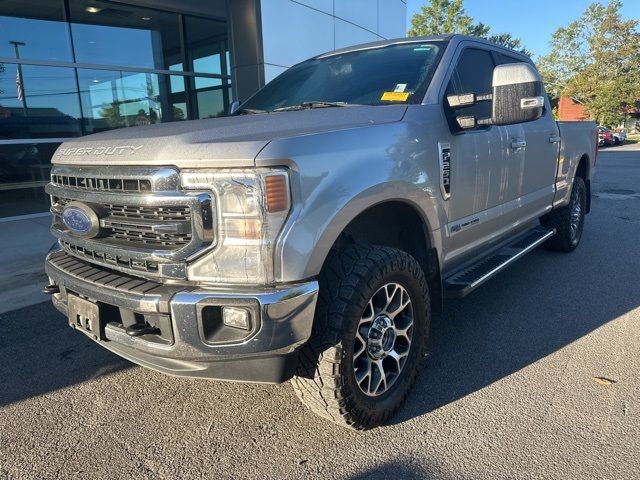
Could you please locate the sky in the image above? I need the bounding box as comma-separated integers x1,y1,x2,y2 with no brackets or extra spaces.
406,0,640,59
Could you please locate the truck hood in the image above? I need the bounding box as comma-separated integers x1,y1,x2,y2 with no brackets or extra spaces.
52,105,408,168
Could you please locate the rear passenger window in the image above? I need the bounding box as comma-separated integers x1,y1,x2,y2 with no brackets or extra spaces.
445,48,495,130
494,52,524,65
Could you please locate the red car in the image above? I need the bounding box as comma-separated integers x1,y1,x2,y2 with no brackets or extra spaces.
598,127,614,146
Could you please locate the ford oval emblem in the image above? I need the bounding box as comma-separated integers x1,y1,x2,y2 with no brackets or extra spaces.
62,203,100,237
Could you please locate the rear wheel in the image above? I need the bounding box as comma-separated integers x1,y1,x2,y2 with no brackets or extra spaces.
541,176,587,252
292,244,430,429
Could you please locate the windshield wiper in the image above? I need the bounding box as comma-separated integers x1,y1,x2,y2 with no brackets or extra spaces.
272,101,356,112
234,108,268,115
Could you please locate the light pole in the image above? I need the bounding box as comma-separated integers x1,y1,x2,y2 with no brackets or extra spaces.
9,40,28,116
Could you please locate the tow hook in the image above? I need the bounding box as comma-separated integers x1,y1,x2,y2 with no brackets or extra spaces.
43,284,60,295
126,323,160,337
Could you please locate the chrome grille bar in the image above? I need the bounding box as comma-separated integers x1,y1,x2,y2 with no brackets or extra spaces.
50,165,181,192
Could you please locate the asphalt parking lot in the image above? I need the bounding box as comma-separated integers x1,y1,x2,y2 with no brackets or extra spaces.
1,147,639,480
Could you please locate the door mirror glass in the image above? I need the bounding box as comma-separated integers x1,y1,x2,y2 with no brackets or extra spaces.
492,63,544,126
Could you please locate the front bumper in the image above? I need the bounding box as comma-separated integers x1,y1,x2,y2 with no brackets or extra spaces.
45,250,318,383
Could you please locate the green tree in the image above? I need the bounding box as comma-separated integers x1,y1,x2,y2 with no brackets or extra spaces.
408,0,531,55
537,0,640,125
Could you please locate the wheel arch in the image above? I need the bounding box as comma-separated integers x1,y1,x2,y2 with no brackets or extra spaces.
318,199,443,314
575,153,591,213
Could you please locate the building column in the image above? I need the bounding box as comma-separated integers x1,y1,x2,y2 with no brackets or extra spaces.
227,0,265,102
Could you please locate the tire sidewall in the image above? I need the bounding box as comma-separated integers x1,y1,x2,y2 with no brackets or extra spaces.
340,260,429,418
569,178,587,248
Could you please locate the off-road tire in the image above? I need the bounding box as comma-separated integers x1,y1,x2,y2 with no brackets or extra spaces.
541,176,587,252
292,244,430,429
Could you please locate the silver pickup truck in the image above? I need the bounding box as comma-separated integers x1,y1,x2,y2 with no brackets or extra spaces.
44,35,597,429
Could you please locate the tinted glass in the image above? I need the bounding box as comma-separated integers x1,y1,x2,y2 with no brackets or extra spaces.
0,0,72,62
0,64,82,140
77,69,188,134
185,16,229,76
494,52,524,65
242,42,444,111
69,0,183,70
0,141,61,217
191,77,226,119
445,48,495,125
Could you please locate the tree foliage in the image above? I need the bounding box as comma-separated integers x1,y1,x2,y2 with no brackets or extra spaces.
537,0,640,125
408,0,531,55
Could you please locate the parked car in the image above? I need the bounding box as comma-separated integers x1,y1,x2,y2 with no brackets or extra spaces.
43,35,597,429
598,127,614,146
613,129,627,145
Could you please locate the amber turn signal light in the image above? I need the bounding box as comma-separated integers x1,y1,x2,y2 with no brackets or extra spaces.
265,174,289,213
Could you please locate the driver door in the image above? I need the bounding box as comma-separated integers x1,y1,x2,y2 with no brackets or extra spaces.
442,47,521,264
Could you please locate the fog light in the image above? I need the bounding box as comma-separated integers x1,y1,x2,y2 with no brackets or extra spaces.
222,307,251,330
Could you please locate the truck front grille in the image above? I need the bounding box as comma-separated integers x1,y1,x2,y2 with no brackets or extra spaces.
47,165,215,280
52,197,193,249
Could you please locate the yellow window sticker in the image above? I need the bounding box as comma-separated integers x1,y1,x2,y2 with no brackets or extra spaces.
381,91,410,102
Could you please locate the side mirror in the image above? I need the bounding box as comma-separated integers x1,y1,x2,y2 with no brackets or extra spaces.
492,63,544,126
229,100,241,115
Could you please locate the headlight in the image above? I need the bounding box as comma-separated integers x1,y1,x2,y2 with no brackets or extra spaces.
181,168,291,285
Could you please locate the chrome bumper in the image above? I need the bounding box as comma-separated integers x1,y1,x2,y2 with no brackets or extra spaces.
46,251,318,383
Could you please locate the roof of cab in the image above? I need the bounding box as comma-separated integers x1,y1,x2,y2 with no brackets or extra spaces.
315,34,530,62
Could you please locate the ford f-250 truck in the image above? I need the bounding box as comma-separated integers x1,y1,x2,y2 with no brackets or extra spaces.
44,35,597,429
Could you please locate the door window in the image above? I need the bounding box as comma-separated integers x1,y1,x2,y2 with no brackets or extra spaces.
444,48,496,130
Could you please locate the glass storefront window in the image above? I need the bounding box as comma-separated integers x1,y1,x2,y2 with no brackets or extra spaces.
0,0,73,62
0,141,61,217
0,64,82,140
69,0,183,71
185,16,229,76
192,77,226,119
77,69,188,134
0,2,231,219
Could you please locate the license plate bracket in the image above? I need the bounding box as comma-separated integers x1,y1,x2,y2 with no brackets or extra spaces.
68,294,104,340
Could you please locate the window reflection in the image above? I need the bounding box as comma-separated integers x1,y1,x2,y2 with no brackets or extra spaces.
0,64,82,139
78,69,187,134
191,77,228,119
185,16,229,76
0,142,60,216
69,0,182,70
0,0,72,62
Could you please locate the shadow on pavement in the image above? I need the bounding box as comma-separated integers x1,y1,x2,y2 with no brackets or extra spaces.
0,301,131,407
391,194,640,424
344,459,442,480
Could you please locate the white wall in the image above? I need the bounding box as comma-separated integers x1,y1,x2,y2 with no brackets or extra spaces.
260,0,407,82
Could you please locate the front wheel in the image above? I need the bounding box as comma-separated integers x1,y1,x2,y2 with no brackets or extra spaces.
292,244,430,429
541,176,587,252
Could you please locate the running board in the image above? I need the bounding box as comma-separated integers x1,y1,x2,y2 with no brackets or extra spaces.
443,226,556,299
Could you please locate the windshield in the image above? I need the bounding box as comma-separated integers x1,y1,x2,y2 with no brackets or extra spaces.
240,42,445,112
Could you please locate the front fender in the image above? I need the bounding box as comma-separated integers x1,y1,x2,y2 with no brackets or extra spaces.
256,120,445,282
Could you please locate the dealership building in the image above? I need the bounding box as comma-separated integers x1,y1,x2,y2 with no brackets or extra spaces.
0,0,406,220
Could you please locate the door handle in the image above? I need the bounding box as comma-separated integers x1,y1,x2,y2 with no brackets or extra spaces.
510,139,527,150
549,135,561,144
